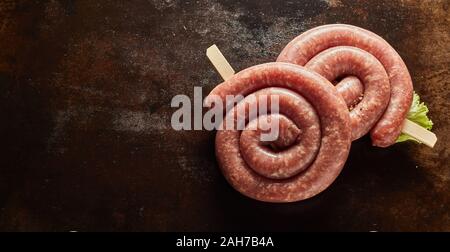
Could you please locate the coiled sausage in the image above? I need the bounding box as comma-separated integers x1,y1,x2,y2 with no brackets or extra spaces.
277,24,413,147
206,63,351,202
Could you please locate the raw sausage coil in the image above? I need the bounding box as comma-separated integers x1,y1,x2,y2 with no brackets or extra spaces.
205,63,351,202
277,24,413,147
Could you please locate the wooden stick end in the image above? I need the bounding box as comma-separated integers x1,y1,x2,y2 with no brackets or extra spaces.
206,44,235,81
401,119,437,148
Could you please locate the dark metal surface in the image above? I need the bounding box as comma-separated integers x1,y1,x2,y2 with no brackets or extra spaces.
0,0,448,231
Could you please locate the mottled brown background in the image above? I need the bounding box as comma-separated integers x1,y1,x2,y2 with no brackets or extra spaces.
0,0,448,231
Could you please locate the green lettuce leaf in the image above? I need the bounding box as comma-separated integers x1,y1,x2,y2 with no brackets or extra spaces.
396,92,433,143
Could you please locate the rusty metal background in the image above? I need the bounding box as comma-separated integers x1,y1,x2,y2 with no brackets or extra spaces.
0,0,448,231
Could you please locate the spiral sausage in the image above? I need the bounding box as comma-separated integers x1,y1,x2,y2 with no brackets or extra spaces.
305,46,390,140
206,63,351,202
277,24,413,147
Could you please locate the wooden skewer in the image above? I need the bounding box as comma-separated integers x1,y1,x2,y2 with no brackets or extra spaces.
206,44,437,148
401,119,437,148
206,45,235,81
